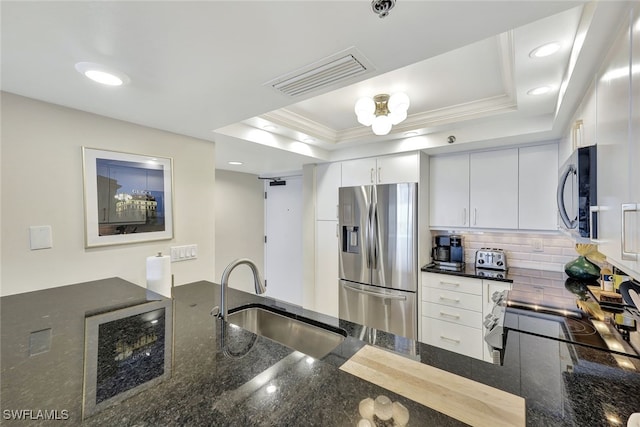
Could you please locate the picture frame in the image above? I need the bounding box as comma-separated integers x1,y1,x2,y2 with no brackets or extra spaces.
82,299,173,419
82,147,174,248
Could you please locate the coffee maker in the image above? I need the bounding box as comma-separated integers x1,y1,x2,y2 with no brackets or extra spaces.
432,234,464,270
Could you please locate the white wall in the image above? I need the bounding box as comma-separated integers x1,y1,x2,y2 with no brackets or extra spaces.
214,169,264,293
1,93,216,296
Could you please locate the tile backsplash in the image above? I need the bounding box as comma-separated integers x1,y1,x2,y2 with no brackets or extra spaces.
431,231,578,272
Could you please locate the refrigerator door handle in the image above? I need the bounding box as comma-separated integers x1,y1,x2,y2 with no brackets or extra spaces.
342,282,407,301
366,201,374,268
371,201,379,269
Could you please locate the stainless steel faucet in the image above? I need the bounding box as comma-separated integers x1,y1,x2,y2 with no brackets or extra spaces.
214,258,266,320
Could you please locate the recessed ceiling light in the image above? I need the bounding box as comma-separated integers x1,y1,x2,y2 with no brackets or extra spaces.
302,137,315,143
75,62,130,86
404,131,418,137
529,42,561,58
228,161,243,166
263,124,277,131
266,385,277,394
527,86,552,96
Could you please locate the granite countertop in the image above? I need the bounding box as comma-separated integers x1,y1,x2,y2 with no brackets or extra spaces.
2,278,640,426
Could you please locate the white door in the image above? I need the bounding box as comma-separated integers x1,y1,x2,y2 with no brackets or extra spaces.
264,177,303,306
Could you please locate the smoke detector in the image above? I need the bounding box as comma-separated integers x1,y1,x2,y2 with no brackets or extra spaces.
371,0,396,18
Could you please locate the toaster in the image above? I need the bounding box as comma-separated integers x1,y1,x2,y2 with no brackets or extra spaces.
475,248,508,270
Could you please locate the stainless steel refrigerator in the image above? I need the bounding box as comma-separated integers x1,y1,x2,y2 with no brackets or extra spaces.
338,182,417,339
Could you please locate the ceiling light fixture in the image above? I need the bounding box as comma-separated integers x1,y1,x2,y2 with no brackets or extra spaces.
262,124,277,131
354,93,410,136
228,161,243,166
527,86,552,96
529,42,561,58
75,62,130,86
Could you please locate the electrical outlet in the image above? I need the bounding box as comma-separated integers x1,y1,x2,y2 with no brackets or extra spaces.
532,238,544,252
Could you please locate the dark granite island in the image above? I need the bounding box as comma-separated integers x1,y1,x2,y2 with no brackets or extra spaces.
2,278,640,426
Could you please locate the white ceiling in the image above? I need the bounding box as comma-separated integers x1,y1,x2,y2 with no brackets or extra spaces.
1,1,630,176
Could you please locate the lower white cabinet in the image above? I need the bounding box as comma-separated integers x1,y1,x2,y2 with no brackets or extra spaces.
421,272,511,362
422,317,484,359
314,220,339,317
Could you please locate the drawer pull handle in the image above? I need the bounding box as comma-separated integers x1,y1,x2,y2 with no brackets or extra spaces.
439,296,460,303
439,311,460,319
440,335,461,343
440,281,460,287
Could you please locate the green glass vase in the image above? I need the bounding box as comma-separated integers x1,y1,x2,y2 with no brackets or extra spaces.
564,256,600,280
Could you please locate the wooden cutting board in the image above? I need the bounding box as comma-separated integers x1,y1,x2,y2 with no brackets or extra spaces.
340,345,525,427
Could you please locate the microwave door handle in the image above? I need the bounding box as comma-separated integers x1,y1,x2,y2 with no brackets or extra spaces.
342,282,407,301
557,164,576,228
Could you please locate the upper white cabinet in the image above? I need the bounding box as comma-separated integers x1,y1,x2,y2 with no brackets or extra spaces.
316,162,341,221
469,149,519,229
518,144,558,231
430,145,557,231
429,153,470,228
595,6,640,277
341,152,419,187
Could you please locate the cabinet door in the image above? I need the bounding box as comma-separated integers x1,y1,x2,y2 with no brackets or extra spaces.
469,149,518,229
519,144,558,230
341,158,377,187
315,220,339,317
596,15,633,271
376,152,419,184
316,163,341,221
628,6,640,275
581,81,598,147
429,153,470,227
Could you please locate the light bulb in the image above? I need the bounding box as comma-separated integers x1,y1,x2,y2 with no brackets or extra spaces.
371,115,392,135
389,109,407,125
355,97,375,116
388,92,410,113
357,113,375,126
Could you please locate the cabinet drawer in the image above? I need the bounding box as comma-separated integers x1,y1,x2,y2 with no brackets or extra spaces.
422,302,482,328
423,287,482,311
421,317,483,360
422,272,482,295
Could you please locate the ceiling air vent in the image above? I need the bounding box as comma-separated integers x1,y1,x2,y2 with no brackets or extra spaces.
265,48,373,97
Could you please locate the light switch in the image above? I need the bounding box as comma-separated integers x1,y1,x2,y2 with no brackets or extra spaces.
29,225,52,250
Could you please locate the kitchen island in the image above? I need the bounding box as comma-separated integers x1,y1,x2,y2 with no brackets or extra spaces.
2,278,639,426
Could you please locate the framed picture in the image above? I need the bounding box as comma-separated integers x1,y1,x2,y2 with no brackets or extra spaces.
82,299,173,419
82,147,174,247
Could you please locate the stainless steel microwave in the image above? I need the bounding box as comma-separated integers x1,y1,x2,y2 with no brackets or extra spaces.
557,145,597,240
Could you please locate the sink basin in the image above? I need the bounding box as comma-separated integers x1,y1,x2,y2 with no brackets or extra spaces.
226,304,347,359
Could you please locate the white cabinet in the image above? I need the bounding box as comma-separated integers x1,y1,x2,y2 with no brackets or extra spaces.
469,148,519,229
314,220,339,317
316,162,341,221
421,272,512,362
430,146,557,231
341,153,419,187
595,7,640,278
421,272,484,360
518,144,558,230
429,153,470,228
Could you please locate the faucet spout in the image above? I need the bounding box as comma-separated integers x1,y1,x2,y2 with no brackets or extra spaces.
217,258,266,320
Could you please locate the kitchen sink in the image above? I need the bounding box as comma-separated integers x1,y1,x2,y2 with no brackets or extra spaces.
226,304,347,359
